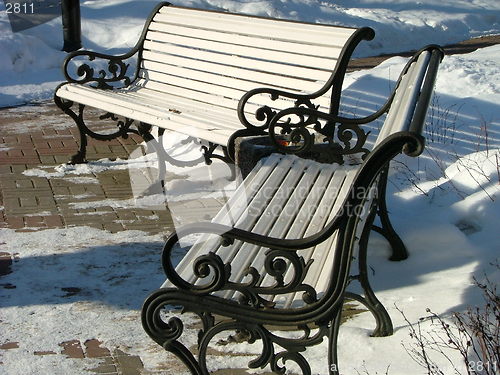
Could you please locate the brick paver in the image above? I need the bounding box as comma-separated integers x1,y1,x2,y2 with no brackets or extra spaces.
0,103,179,235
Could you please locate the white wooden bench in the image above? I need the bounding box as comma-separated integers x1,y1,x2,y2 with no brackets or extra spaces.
142,46,444,374
54,2,374,166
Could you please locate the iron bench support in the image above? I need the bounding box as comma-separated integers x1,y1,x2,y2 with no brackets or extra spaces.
141,46,444,374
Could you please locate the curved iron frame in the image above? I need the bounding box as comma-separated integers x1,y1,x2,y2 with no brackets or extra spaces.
142,132,425,375
141,46,444,374
53,6,442,372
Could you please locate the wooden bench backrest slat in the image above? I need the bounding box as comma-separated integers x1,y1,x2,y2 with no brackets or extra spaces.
147,21,343,60
144,31,341,71
156,7,356,47
129,88,289,138
140,58,327,96
375,51,432,145
138,77,239,109
137,5,360,110
141,46,331,84
136,73,330,119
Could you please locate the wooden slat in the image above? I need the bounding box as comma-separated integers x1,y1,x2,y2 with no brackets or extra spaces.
259,167,341,294
147,21,344,59
171,154,285,284
223,158,311,292
137,70,323,116
138,77,239,111
387,51,430,133
57,85,236,145
137,75,313,118
251,161,324,288
271,166,351,307
375,51,431,145
59,84,238,132
142,47,331,83
182,155,301,289
164,155,369,308
300,168,358,295
141,46,328,93
131,81,331,123
139,61,331,111
172,154,294,285
115,87,241,124
141,67,247,104
117,86,250,124
144,31,339,71
156,7,355,47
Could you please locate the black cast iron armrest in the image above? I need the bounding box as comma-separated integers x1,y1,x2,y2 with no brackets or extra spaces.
237,87,326,131
61,49,142,89
265,105,375,158
263,46,444,159
236,82,391,159
60,3,171,89
161,216,345,297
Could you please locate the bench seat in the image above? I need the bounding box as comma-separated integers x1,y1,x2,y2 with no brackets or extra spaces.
167,153,362,308
56,83,240,146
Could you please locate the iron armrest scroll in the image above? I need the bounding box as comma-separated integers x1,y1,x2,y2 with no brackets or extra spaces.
237,87,323,131
61,49,141,89
59,3,175,89
161,219,345,305
60,2,173,89
266,106,375,158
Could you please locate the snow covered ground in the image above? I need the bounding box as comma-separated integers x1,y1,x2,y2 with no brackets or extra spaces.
0,0,499,107
1,0,499,374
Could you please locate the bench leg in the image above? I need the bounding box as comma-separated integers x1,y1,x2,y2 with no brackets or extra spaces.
142,290,206,374
144,287,349,375
373,164,409,261
350,204,394,337
201,142,237,181
328,306,343,375
54,96,139,164
54,97,88,163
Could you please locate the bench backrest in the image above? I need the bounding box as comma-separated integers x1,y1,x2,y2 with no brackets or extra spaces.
136,3,373,115
374,47,443,149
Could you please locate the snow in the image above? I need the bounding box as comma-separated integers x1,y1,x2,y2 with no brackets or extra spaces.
1,0,499,106
1,0,499,374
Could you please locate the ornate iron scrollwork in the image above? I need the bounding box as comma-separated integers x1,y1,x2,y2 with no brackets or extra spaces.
142,288,333,375
267,107,370,161
62,51,136,89
237,88,371,164
161,230,319,309
238,87,319,132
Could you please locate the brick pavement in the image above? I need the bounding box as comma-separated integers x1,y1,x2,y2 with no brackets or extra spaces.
0,101,261,375
0,104,176,235
0,103,175,374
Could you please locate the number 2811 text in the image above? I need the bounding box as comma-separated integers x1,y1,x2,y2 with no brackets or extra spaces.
6,2,35,14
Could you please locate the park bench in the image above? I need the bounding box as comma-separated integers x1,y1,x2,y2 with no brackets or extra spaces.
53,2,375,169
141,45,444,375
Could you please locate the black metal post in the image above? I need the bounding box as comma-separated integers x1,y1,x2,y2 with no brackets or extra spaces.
61,0,82,52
